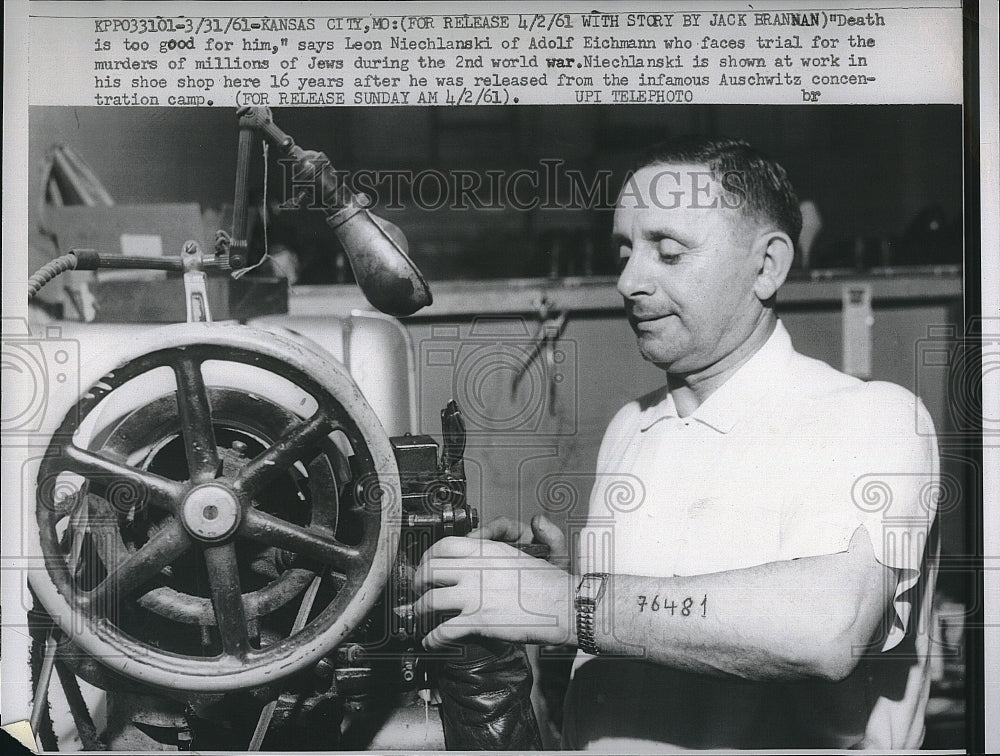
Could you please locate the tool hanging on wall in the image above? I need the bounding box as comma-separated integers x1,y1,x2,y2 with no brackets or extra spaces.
512,297,570,415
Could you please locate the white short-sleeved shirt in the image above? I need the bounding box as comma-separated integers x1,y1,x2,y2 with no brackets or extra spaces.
563,321,939,751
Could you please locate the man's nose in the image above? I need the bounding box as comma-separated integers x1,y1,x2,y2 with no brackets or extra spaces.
617,254,655,299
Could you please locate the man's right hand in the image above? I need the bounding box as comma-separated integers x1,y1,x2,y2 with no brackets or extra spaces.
469,514,570,571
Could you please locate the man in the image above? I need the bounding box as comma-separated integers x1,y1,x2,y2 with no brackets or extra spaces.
413,138,939,750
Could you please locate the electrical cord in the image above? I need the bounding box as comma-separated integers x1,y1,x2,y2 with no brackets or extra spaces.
27,253,77,300
27,249,101,300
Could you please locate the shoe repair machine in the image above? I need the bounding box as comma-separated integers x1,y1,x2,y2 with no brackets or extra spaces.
23,108,542,751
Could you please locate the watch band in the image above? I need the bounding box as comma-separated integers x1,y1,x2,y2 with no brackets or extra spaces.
575,572,609,655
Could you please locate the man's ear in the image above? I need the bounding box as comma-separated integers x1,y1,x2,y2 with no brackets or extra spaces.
751,231,794,302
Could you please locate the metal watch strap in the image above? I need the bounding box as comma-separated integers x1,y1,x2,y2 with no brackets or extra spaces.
576,605,599,655
576,573,609,655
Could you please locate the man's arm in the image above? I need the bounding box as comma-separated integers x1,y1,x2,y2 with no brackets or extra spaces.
594,526,897,681
412,525,898,683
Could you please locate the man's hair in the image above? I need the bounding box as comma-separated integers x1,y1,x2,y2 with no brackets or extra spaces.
633,136,803,244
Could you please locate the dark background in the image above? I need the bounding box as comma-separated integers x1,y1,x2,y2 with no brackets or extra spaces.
29,105,963,282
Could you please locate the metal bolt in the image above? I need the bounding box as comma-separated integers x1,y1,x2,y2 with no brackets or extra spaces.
344,697,365,713
315,658,335,679
401,658,416,683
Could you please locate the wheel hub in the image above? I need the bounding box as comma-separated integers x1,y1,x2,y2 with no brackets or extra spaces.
181,483,241,541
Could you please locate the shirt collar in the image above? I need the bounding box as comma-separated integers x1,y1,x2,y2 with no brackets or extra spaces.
638,320,795,434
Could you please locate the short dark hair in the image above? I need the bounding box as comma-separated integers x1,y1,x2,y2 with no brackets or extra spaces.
633,137,803,243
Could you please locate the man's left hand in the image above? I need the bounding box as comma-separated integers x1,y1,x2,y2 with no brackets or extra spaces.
412,537,575,650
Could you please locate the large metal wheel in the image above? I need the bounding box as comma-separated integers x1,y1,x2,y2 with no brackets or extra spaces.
25,322,401,693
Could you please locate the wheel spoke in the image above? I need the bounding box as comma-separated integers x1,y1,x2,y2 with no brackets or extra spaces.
85,497,130,570
240,509,360,572
234,413,333,496
63,445,185,514
203,542,250,658
84,519,190,611
172,356,219,482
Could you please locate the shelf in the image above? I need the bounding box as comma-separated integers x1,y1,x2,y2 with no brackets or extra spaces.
286,269,963,320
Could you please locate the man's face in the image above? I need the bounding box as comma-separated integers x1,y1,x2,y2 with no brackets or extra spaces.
614,163,764,374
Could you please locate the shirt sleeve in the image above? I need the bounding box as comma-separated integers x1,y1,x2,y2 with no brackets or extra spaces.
778,382,939,651
577,399,643,576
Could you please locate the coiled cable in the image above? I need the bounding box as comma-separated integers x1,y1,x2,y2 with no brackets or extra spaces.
27,253,77,300
28,249,101,300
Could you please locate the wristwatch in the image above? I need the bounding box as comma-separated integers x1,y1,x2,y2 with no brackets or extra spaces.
575,573,610,655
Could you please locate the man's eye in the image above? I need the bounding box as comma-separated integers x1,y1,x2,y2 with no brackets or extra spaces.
657,238,684,262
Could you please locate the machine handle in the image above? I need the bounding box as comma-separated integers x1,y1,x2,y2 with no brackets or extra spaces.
440,400,466,477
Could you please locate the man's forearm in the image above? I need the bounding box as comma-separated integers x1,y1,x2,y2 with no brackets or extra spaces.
414,527,896,677
591,539,896,682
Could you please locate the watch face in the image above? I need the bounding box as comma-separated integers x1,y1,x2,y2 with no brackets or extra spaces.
577,574,606,602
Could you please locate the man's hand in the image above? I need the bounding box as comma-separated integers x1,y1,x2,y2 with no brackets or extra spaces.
468,514,571,571
412,530,575,651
